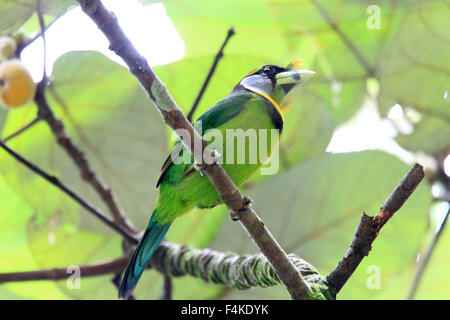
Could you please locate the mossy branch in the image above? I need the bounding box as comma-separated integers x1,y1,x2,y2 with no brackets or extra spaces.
150,243,328,293
0,241,331,299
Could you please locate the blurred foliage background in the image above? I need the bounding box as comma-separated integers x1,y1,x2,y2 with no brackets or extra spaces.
0,0,449,299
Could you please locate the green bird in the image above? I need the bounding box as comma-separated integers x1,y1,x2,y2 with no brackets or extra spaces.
118,61,315,299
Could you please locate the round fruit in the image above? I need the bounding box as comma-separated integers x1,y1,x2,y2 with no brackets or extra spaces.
0,59,36,109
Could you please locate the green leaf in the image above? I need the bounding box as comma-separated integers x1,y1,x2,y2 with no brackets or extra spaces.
378,1,450,153
0,179,70,299
394,116,450,153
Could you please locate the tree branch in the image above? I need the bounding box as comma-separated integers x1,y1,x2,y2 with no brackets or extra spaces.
33,81,136,233
76,0,312,300
149,243,327,294
159,274,173,300
326,163,425,294
186,27,235,121
14,0,136,235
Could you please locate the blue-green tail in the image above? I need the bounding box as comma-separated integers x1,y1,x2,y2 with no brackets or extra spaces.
118,214,171,299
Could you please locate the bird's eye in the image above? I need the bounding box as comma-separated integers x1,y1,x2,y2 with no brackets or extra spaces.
263,66,271,74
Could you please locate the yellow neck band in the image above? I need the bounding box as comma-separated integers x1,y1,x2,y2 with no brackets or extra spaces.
245,87,284,122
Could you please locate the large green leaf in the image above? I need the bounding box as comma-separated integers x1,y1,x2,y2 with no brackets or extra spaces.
0,179,70,299
209,151,431,299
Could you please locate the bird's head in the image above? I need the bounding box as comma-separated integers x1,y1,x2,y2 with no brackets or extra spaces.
232,60,316,105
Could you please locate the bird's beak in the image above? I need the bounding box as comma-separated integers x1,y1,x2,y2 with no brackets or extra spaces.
275,69,316,85
275,69,316,93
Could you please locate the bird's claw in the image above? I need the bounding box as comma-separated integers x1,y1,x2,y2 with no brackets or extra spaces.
231,196,253,221
195,163,216,176
194,163,208,176
194,149,221,176
242,196,253,207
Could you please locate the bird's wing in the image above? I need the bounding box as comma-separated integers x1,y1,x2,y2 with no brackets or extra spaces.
156,93,252,187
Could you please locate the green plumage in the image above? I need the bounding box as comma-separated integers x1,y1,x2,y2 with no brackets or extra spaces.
155,92,280,223
118,63,313,299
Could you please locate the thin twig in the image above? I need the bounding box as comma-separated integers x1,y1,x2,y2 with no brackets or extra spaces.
186,27,235,121
16,16,60,56
33,82,136,233
159,274,173,300
406,206,450,299
0,139,139,244
0,242,326,294
2,117,41,142
36,0,47,82
326,163,425,294
76,0,312,300
0,257,128,283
